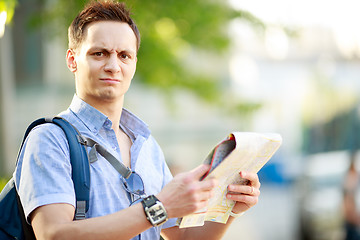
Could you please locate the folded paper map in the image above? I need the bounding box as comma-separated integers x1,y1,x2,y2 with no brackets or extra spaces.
178,132,282,228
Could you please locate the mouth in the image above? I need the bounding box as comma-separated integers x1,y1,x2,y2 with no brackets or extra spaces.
100,78,120,84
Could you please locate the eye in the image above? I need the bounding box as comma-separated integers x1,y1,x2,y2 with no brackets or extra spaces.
94,52,104,57
120,53,130,59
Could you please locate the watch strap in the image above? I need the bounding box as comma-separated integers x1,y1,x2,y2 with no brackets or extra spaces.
142,195,158,206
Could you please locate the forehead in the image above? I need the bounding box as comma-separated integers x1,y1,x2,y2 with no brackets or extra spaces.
80,21,137,52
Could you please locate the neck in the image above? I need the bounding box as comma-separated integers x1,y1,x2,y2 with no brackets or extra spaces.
81,95,124,131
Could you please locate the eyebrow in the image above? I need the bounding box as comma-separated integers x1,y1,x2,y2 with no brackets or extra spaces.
88,47,136,56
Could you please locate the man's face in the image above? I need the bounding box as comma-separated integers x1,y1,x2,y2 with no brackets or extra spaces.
67,21,137,105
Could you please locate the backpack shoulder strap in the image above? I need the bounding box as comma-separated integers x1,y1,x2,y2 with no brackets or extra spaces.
19,117,90,220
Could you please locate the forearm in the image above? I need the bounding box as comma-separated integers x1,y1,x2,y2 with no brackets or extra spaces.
185,217,235,239
32,203,152,240
164,217,236,240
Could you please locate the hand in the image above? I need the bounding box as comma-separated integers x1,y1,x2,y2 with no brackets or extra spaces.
226,171,261,214
156,164,217,218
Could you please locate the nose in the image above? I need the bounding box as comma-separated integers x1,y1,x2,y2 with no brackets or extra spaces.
104,54,121,73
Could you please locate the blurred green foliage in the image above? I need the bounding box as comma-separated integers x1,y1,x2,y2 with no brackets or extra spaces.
0,0,17,23
0,177,9,191
28,0,264,112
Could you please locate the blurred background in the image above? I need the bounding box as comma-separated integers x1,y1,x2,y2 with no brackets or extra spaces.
1,0,360,239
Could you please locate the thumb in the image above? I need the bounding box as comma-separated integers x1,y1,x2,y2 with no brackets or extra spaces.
190,164,211,180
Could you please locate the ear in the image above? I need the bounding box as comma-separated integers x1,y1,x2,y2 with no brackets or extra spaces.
66,49,77,73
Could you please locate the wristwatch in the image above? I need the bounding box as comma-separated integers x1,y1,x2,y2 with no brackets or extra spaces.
141,195,168,226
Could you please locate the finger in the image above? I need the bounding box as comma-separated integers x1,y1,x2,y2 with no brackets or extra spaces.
190,164,211,180
199,177,218,191
240,171,260,188
197,188,215,202
227,192,259,206
248,186,260,196
228,184,260,196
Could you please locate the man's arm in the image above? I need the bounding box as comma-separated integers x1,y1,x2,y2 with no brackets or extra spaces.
31,202,151,240
30,164,216,240
161,171,261,240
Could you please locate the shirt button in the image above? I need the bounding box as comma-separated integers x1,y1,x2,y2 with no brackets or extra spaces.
104,119,112,128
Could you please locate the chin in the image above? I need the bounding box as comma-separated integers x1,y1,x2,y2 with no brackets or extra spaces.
98,91,124,101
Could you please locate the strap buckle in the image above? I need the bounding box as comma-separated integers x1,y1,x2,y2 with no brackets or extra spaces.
77,135,87,145
75,200,86,220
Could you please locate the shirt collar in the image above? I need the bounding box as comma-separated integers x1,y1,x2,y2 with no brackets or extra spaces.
69,95,150,139
120,108,151,140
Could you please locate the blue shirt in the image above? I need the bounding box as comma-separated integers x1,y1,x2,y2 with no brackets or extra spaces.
14,95,176,239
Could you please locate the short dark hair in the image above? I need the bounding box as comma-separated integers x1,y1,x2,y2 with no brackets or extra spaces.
68,0,140,51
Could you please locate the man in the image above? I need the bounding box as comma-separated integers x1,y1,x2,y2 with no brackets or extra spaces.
343,151,360,240
14,1,261,239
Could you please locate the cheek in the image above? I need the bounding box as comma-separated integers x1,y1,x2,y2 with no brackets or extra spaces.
126,63,137,79
80,62,102,80
87,60,102,73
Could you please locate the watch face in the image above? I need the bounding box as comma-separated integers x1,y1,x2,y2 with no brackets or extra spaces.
142,195,168,226
147,202,168,226
150,204,166,220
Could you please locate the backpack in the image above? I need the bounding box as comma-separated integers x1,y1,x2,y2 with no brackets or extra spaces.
0,117,90,240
